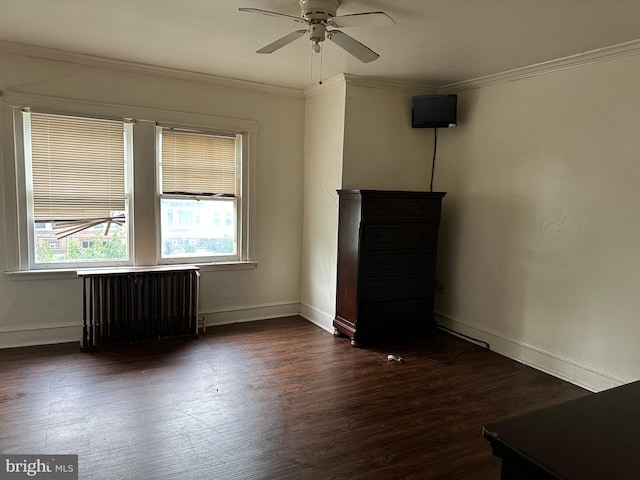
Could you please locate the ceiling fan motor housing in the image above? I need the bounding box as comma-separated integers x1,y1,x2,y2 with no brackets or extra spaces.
299,0,340,22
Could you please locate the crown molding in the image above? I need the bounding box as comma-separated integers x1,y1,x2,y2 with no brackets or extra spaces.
308,40,640,95
439,39,640,93
343,74,439,94
0,40,304,99
303,73,438,98
3,37,638,99
302,73,346,98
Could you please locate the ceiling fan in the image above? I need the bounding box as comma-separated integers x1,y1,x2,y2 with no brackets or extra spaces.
239,0,395,63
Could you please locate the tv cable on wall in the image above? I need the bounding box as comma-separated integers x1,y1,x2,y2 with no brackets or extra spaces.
430,128,438,192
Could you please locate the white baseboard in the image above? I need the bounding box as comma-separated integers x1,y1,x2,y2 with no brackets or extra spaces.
299,303,334,334
0,323,82,349
435,312,629,393
0,302,328,349
200,301,301,328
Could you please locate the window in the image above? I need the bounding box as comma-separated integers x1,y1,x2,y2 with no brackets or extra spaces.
3,93,256,272
158,128,239,262
24,111,131,266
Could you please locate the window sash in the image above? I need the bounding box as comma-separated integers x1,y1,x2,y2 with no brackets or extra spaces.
158,127,241,263
159,196,237,260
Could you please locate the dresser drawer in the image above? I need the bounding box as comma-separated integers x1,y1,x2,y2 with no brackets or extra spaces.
360,274,434,301
362,198,442,221
360,250,434,275
361,223,436,250
358,299,435,329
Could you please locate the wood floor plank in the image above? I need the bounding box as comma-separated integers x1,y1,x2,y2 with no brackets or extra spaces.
0,316,588,479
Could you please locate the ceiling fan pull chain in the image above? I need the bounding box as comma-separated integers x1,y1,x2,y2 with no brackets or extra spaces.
310,42,314,80
319,45,324,85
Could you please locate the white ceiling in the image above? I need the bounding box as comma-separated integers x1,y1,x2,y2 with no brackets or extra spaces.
1,0,640,90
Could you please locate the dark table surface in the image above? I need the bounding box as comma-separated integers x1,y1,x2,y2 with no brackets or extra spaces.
483,380,640,479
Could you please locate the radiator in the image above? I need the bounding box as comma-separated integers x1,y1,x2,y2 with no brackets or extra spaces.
78,266,200,349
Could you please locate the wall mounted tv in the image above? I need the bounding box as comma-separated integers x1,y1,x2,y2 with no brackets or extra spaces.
411,94,457,128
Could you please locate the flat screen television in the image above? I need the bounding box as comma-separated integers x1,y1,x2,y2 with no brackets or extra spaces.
411,94,457,128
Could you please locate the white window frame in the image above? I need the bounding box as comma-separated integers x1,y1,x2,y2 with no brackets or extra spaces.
20,110,135,270
1,92,257,273
155,126,244,265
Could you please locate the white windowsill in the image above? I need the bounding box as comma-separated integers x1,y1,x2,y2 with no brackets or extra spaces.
194,261,258,272
4,261,258,280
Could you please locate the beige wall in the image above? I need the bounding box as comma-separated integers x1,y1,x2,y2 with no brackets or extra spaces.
436,54,640,390
299,80,346,329
0,52,306,346
342,82,439,190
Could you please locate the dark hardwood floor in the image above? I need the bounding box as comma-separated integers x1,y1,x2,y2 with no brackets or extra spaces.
0,316,588,479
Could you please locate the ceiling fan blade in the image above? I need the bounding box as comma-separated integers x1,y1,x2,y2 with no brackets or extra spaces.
238,8,305,24
327,30,379,63
256,29,307,54
330,11,395,28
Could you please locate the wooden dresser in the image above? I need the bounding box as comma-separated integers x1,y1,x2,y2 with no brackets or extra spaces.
333,190,446,346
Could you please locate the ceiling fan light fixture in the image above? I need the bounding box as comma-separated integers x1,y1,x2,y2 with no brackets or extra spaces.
312,42,322,53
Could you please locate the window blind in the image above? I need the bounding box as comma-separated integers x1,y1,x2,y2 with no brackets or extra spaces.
161,129,237,196
29,113,126,233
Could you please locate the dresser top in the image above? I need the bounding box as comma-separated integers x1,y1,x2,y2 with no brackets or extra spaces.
337,190,446,198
